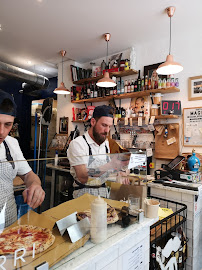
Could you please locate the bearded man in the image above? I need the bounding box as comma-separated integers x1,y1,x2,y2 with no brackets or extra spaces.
67,105,129,198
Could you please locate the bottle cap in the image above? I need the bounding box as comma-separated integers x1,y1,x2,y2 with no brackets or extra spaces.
93,195,106,205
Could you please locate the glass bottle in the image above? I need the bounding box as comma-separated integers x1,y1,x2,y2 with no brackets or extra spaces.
175,78,179,87
117,81,121,95
131,79,134,92
121,80,124,94
141,76,145,91
124,80,128,93
145,75,148,90
137,70,141,91
158,78,162,89
127,79,131,93
166,77,171,88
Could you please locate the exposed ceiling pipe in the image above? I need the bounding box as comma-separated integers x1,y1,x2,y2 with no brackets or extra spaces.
0,61,49,93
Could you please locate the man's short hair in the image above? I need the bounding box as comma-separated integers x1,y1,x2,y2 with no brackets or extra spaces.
0,90,17,117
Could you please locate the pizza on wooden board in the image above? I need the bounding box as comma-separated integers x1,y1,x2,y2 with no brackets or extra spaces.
77,204,119,224
0,225,55,256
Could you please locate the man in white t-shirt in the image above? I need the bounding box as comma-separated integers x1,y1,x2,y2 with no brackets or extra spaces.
0,90,45,227
67,105,130,199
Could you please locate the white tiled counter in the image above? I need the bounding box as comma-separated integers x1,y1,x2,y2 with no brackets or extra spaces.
51,218,157,270
148,182,202,270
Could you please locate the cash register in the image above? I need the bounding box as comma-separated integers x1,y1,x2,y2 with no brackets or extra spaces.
155,155,200,183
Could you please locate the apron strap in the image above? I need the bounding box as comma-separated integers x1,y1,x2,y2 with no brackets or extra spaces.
3,141,15,169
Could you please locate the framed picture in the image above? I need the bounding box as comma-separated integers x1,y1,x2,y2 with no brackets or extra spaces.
144,62,167,80
59,117,68,134
188,75,202,101
183,107,202,146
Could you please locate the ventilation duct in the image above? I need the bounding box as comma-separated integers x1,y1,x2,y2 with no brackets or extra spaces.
0,61,49,94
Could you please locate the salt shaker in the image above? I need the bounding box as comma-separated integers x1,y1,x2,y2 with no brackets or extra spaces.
90,195,107,244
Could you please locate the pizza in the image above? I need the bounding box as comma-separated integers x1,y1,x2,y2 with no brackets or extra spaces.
0,225,55,256
77,204,119,224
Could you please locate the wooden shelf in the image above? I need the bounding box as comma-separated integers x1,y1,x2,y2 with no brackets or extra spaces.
117,115,179,121
72,115,179,123
73,69,138,85
71,87,180,104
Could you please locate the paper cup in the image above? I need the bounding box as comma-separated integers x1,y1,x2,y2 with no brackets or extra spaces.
145,199,160,218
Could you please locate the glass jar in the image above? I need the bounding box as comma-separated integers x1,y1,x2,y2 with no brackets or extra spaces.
151,104,159,116
153,93,162,105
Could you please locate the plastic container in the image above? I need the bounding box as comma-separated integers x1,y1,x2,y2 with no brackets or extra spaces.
54,150,58,166
188,150,201,172
150,104,159,116
153,93,162,105
90,195,107,244
145,199,160,218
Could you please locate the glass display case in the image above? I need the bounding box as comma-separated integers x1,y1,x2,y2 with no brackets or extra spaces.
0,151,149,269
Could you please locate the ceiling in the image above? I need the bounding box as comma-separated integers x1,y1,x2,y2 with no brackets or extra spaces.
0,0,201,78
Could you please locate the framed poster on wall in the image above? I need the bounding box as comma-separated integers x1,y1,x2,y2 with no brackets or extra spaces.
183,107,202,146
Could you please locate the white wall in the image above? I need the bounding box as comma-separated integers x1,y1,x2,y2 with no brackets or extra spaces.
57,33,202,155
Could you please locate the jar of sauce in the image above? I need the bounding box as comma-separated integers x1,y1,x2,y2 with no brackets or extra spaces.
153,93,162,105
151,104,159,116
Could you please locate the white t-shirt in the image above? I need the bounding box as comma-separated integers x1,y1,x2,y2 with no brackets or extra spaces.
67,132,110,181
0,136,32,176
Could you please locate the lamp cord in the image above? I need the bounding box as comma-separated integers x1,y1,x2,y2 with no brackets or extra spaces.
169,16,172,55
106,40,108,67
62,54,63,82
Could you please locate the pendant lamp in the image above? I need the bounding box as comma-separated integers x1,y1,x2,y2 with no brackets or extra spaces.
96,33,116,88
54,50,70,94
156,7,183,75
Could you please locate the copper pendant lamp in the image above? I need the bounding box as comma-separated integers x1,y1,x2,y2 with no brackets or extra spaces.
96,33,116,88
54,50,70,94
156,7,183,75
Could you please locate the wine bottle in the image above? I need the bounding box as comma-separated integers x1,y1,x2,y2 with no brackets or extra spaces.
124,80,128,93
131,79,134,92
137,70,141,91
127,79,131,93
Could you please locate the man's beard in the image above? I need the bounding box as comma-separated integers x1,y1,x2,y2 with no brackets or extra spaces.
92,125,107,145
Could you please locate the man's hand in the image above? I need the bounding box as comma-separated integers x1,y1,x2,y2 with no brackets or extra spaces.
117,170,130,185
20,170,45,209
23,184,45,209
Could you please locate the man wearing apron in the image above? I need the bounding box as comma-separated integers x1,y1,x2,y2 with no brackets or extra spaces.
0,90,45,227
67,105,129,199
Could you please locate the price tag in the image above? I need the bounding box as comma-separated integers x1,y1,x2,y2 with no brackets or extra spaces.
114,117,118,125
146,148,153,157
145,116,149,125
138,117,142,126
167,137,176,145
125,117,128,126
149,116,155,125
130,118,133,126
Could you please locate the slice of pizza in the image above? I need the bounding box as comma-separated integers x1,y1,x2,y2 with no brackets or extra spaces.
76,204,119,225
